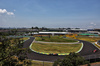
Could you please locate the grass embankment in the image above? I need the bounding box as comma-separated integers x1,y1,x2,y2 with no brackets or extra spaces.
0,42,2,44
20,37,29,41
11,56,53,66
31,60,53,66
10,37,29,44
31,43,82,53
35,36,77,42
76,36,100,42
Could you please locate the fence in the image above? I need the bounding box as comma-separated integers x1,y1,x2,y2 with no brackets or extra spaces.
83,54,100,63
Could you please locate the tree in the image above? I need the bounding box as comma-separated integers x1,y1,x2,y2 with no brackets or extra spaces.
53,52,89,66
60,58,73,66
18,55,27,61
0,36,32,66
31,27,34,30
23,59,32,65
53,59,62,66
35,26,39,29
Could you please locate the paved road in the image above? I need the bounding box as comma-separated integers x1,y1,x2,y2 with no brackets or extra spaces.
79,40,100,56
35,41,80,44
23,37,65,62
23,37,100,62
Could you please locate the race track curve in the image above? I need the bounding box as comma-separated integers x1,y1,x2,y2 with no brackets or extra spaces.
23,37,100,62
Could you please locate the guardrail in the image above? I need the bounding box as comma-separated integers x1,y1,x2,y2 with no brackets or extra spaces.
92,42,100,50
83,54,100,60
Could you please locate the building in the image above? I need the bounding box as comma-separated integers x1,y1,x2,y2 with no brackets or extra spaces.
67,28,87,33
33,32,68,36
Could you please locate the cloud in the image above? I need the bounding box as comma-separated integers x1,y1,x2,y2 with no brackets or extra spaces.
0,9,15,27
90,22,94,24
88,26,93,28
0,9,14,15
7,12,14,15
90,22,96,26
14,9,16,11
0,9,7,13
94,24,96,25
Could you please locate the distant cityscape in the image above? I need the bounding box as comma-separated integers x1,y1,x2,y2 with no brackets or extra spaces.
0,27,100,36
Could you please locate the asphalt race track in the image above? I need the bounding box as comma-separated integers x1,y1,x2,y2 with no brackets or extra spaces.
23,37,100,62
79,40,100,56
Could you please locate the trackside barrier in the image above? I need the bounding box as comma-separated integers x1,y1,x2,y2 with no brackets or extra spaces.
83,54,100,61
93,42,100,50
76,43,83,53
8,36,33,38
29,39,84,55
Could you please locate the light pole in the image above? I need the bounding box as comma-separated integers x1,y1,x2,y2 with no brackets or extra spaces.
43,61,44,66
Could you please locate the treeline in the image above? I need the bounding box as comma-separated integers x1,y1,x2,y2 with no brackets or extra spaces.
0,36,32,66
53,52,90,66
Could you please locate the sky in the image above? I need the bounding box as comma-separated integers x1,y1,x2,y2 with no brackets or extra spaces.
0,0,100,28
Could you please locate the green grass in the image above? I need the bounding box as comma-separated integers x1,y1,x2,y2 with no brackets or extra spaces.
31,43,82,53
31,60,53,66
20,37,29,41
0,42,2,44
11,56,53,66
35,36,77,42
76,36,100,42
10,37,29,44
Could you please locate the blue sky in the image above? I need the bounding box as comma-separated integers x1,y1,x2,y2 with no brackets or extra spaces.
0,0,100,28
